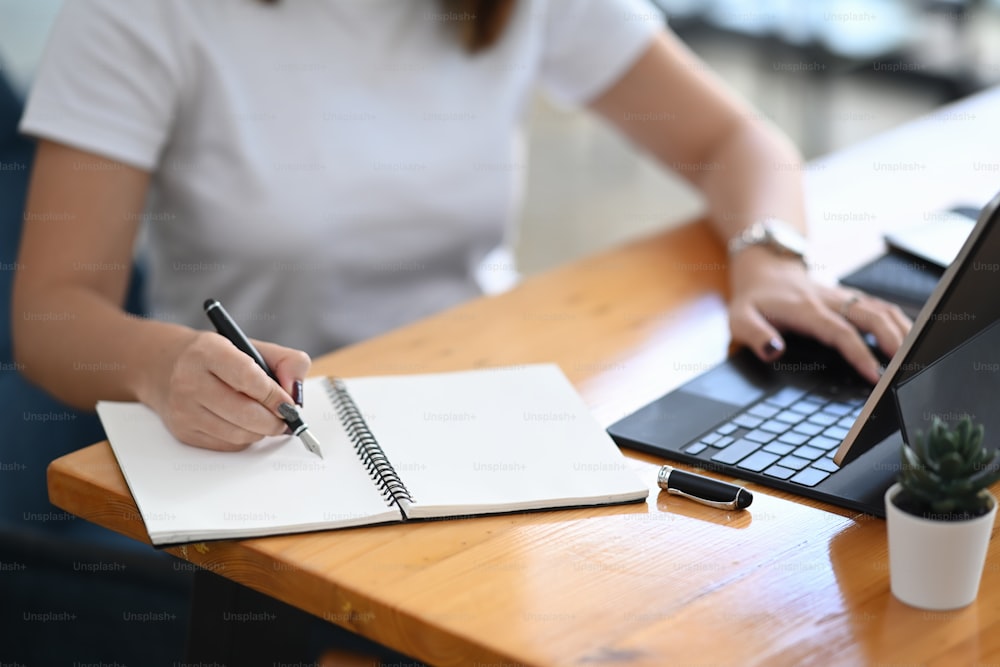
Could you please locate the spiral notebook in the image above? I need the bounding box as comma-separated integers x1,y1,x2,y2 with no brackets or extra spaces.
96,364,648,546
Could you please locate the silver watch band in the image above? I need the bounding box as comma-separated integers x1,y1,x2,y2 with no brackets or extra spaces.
727,218,807,262
727,222,766,257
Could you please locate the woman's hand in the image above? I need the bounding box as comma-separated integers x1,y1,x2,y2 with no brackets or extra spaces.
726,247,912,384
140,330,311,451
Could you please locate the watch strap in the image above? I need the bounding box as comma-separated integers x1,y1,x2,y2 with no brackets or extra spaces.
727,218,806,262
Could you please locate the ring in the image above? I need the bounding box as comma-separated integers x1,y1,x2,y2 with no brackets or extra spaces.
840,293,861,318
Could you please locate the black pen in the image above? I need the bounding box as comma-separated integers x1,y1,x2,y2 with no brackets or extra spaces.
203,298,323,459
657,465,752,510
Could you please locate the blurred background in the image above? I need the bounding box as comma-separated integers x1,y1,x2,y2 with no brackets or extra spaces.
517,0,1000,271
4,0,1000,273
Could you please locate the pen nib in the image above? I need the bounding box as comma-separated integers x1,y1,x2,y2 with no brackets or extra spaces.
300,430,324,460
277,403,324,459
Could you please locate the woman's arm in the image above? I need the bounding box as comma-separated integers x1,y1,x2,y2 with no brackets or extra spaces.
588,30,909,383
12,140,308,450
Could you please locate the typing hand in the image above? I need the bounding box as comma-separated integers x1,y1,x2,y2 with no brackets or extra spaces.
726,249,912,384
144,330,311,451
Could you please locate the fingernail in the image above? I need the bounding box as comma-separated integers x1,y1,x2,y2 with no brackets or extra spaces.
763,337,784,360
292,380,304,408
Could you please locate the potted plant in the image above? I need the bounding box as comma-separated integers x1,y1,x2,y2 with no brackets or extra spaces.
885,415,1000,610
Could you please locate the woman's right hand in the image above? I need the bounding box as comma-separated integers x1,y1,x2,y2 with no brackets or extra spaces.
13,140,312,451
143,330,312,451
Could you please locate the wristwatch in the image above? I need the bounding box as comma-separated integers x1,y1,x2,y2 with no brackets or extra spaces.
727,218,807,263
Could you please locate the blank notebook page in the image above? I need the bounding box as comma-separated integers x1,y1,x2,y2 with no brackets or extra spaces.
97,398,399,544
342,365,647,519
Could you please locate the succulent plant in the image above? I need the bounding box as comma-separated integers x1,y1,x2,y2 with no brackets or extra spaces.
895,416,1000,520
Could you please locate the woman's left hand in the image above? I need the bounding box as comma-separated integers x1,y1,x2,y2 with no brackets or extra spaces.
726,247,912,384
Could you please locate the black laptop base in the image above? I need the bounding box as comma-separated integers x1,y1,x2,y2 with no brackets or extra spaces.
608,338,903,517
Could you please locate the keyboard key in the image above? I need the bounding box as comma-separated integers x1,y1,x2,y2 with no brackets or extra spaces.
823,426,850,441
748,403,780,419
717,423,738,436
766,387,807,408
701,432,722,445
745,429,776,444
711,438,762,465
763,442,795,456
810,435,841,451
685,443,708,455
759,419,791,434
837,417,856,429
774,410,805,424
763,465,796,480
777,455,811,470
777,431,810,446
737,451,781,472
792,445,826,461
789,399,822,415
793,422,824,436
790,467,831,487
715,435,734,449
813,457,840,473
823,402,853,417
807,412,838,426
733,414,764,429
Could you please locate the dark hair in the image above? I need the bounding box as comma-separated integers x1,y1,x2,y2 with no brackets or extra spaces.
257,0,517,53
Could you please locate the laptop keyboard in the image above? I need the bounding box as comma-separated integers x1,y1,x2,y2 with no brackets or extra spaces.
682,386,864,487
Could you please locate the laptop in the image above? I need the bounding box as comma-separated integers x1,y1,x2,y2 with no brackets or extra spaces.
607,190,1000,517
892,317,1000,454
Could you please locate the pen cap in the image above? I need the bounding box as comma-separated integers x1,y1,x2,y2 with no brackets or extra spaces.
657,464,753,511
657,465,672,489
734,489,753,510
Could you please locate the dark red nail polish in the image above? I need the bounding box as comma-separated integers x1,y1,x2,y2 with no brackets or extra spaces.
763,337,784,359
292,380,304,408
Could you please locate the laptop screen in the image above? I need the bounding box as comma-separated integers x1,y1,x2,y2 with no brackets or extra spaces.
892,318,1000,449
834,189,1000,465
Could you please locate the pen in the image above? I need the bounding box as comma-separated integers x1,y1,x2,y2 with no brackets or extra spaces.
657,465,752,510
203,298,323,459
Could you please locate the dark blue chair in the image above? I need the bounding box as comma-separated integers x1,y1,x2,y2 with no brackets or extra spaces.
0,67,193,666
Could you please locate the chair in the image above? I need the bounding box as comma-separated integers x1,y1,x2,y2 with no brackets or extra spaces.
0,66,194,666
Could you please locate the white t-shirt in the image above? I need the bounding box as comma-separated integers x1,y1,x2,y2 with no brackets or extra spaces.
21,0,663,356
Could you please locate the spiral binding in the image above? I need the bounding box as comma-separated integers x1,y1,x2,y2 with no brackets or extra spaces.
326,378,414,507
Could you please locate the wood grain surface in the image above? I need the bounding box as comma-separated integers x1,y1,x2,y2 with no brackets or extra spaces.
48,87,1000,666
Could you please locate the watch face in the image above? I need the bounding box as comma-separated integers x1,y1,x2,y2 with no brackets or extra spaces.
766,221,807,257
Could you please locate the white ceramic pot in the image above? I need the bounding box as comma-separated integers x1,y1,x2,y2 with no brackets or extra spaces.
885,483,997,610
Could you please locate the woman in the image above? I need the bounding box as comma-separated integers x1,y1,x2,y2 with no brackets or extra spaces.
13,0,909,452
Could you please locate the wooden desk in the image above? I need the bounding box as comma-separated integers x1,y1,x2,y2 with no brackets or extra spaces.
48,87,1000,666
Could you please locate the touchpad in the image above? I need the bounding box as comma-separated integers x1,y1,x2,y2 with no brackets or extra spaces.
680,358,767,407
609,389,746,454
